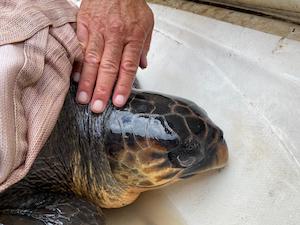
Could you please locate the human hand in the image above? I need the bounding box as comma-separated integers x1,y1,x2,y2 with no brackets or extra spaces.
75,0,154,113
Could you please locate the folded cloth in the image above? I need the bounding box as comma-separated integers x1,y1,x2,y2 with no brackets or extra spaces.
195,0,300,23
0,0,82,191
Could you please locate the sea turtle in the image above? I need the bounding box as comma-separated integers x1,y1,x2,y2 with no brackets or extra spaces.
0,81,228,225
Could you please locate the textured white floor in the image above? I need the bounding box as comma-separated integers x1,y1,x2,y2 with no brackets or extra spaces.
106,4,300,225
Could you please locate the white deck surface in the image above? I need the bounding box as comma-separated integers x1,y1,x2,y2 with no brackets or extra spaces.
105,4,300,225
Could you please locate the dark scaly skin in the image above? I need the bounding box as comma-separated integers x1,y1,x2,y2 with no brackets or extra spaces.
0,82,228,225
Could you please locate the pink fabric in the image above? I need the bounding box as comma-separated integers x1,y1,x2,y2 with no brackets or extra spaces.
0,0,82,191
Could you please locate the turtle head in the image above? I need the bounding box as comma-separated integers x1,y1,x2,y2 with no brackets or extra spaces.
105,91,228,192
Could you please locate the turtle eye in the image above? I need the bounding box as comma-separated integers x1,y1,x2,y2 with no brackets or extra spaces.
182,142,194,151
186,145,194,151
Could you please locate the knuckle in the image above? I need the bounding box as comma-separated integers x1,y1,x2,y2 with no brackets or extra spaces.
144,5,154,21
121,59,137,75
81,79,93,89
90,18,105,32
84,51,101,64
94,85,109,97
100,59,119,74
118,82,132,91
108,20,125,34
138,11,154,33
130,25,148,39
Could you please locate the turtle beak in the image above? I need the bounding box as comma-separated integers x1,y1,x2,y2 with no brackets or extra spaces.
178,140,229,179
213,140,229,169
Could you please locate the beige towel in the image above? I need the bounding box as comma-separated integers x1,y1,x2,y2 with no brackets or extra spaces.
0,0,82,191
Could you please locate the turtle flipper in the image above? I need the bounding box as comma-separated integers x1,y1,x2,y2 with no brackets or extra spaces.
0,214,44,225
0,193,105,225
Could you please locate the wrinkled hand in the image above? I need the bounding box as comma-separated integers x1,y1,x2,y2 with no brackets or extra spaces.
75,0,154,113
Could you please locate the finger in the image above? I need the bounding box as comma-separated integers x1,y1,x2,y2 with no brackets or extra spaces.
76,31,104,104
140,25,153,69
72,61,83,82
90,39,124,113
113,41,143,107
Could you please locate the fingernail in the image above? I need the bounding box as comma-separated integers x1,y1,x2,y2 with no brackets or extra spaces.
77,91,89,104
114,95,125,106
73,72,80,82
92,100,104,113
